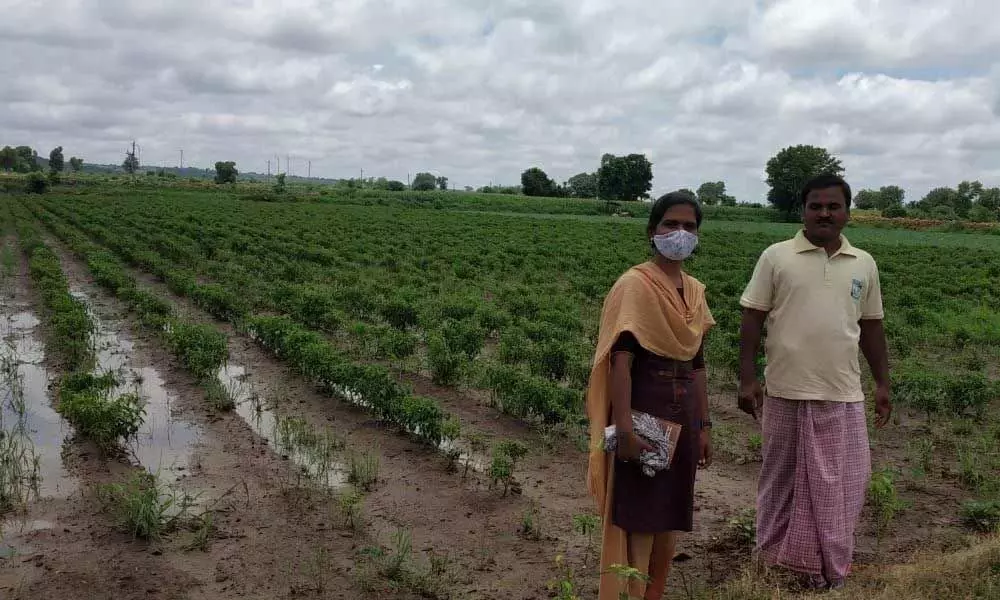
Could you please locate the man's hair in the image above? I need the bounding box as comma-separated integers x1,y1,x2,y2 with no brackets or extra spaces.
647,191,703,235
800,174,852,207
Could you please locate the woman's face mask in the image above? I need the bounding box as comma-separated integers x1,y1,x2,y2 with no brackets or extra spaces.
652,230,699,261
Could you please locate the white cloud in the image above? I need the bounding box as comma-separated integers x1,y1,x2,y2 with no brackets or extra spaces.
1,0,998,202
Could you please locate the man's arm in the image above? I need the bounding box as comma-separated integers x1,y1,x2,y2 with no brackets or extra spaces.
859,318,889,389
739,308,767,384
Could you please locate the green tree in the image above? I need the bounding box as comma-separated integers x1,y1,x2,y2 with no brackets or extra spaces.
977,187,1000,211
436,175,449,191
917,187,959,215
386,180,406,191
14,146,39,172
956,180,984,218
696,181,735,206
68,157,84,172
765,145,844,218
48,146,64,174
853,189,881,210
122,152,139,175
878,185,905,209
0,146,16,172
566,172,597,198
597,153,653,202
214,161,238,184
412,172,436,191
968,205,997,223
521,167,557,197
677,188,697,200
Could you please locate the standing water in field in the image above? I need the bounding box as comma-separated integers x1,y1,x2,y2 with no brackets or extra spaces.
217,363,349,489
71,290,201,483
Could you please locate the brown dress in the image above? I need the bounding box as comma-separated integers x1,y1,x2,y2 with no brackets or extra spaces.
611,319,704,533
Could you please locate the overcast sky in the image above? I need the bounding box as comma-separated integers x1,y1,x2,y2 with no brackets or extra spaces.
3,1,999,202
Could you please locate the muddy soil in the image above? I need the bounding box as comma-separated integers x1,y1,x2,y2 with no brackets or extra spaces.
2,227,981,599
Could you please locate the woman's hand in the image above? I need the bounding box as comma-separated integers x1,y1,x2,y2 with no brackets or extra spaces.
616,431,653,462
697,429,713,468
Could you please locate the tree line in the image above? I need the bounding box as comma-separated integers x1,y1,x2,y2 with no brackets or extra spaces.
0,145,82,174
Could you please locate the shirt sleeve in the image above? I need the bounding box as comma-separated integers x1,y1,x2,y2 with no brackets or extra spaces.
861,259,885,320
740,250,775,311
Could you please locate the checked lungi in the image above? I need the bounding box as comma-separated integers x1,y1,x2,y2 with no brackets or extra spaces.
755,396,871,580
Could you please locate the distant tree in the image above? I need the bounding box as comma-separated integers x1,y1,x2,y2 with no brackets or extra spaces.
597,153,653,202
412,172,436,191
464,185,473,192
917,187,959,215
956,180,984,218
765,145,844,218
68,157,84,172
25,172,48,194
968,205,998,223
214,161,238,184
48,146,64,174
878,185,905,209
274,173,286,193
14,146,39,172
853,189,881,210
436,175,448,191
676,188,697,201
521,167,557,197
977,186,1000,211
386,180,406,192
122,152,139,175
0,146,16,172
696,181,735,206
566,172,598,198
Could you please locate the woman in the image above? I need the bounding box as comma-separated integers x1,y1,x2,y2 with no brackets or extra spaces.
586,192,715,600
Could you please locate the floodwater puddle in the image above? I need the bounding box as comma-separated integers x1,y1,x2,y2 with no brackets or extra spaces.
217,364,349,489
0,303,76,505
72,290,201,483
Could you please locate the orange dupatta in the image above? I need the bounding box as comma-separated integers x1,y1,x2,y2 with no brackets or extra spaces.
585,262,715,599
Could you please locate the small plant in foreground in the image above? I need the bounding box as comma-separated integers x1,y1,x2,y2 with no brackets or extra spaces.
606,564,650,600
57,372,145,454
547,554,581,600
348,449,380,492
202,377,235,411
337,489,364,531
727,508,756,549
868,467,907,542
573,514,600,564
97,470,197,541
960,500,1000,533
520,504,542,540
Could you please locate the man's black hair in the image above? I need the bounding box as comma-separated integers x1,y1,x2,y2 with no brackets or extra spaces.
800,174,852,207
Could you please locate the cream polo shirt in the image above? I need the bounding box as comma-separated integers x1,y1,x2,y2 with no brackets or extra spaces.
740,230,884,403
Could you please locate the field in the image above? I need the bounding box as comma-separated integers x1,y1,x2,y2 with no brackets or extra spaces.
1,183,998,599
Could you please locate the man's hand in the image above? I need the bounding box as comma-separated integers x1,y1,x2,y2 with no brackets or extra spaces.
616,431,654,462
874,384,892,428
698,430,713,468
738,379,764,421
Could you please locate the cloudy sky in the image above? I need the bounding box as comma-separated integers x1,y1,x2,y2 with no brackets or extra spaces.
3,0,999,202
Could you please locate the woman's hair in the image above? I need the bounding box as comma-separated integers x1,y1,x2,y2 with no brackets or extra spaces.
646,191,704,235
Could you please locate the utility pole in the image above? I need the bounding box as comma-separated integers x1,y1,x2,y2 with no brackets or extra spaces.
360,167,364,188
275,154,280,174
308,160,311,179
287,154,291,177
267,159,271,182
179,149,184,170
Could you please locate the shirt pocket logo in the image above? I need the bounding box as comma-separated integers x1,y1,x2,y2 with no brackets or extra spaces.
850,278,864,301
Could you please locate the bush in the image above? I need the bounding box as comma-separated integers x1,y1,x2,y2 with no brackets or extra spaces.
25,172,49,194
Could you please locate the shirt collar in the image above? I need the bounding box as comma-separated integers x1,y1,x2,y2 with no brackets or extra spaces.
792,229,858,257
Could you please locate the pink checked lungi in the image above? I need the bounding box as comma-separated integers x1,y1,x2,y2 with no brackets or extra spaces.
756,396,871,580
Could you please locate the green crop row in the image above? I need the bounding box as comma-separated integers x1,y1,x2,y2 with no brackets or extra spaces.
25,204,228,381
29,202,467,452
34,192,1000,426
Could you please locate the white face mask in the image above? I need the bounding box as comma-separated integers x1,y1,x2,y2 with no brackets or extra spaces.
652,230,699,261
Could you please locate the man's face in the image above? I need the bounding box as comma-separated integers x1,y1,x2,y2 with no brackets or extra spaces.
802,186,849,243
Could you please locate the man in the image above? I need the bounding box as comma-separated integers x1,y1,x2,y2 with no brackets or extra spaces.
738,173,892,591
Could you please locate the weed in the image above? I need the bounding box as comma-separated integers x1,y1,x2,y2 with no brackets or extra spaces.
202,377,234,411
337,489,364,531
547,554,581,600
348,449,380,492
97,470,197,541
384,528,413,582
488,451,514,496
520,504,542,540
463,432,488,478
727,509,756,549
746,433,763,454
605,563,651,600
183,512,215,552
572,514,600,563
907,437,936,477
868,467,908,542
301,546,331,593
960,500,1000,533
